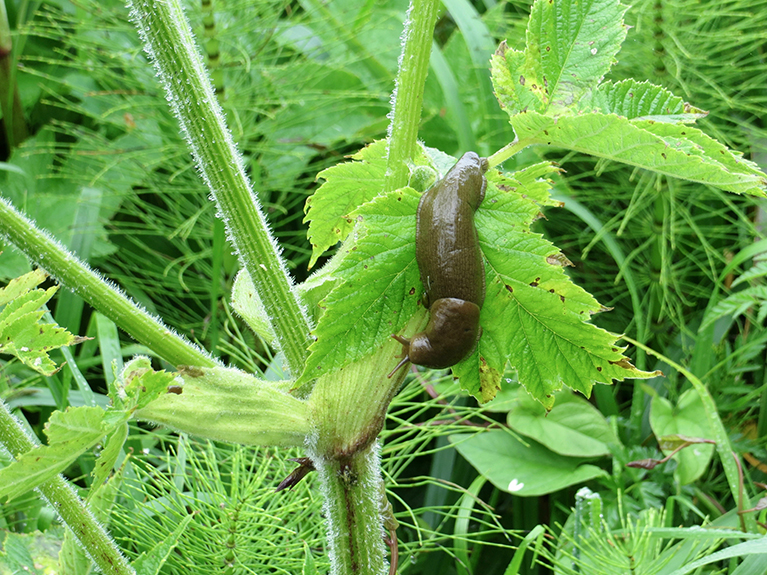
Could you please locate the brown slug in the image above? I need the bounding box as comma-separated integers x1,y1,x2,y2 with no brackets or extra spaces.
388,152,488,377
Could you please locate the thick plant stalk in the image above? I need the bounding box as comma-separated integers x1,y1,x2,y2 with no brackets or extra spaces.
0,400,135,575
128,0,312,377
384,0,441,192
308,329,416,575
311,443,388,575
0,198,218,369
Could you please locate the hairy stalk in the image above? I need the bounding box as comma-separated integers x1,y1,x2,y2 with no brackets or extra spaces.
487,137,535,168
622,336,758,533
128,0,312,377
0,198,218,368
0,400,134,575
310,443,388,575
384,0,441,192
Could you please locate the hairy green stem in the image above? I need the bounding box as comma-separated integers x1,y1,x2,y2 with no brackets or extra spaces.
487,137,535,167
128,0,312,377
384,0,441,192
310,443,388,575
0,400,134,575
0,198,217,369
622,336,758,533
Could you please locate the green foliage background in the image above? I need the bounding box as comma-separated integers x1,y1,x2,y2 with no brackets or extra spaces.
1,0,767,573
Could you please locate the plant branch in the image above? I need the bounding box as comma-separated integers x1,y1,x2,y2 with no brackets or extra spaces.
487,138,535,168
622,335,758,532
0,198,218,369
0,400,135,575
128,0,312,377
384,0,441,192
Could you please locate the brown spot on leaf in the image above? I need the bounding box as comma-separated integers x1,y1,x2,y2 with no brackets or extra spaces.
609,358,634,369
167,385,183,395
179,366,205,378
547,253,573,267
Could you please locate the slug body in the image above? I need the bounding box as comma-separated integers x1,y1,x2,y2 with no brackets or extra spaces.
389,152,488,377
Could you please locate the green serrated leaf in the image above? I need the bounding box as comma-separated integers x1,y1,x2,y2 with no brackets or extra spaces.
0,274,83,375
0,269,47,306
512,111,767,196
303,140,389,269
0,531,47,575
0,406,120,501
700,286,767,331
136,366,310,447
490,43,544,116
298,188,423,383
524,0,628,114
90,422,128,492
580,79,707,122
476,165,656,407
732,261,767,288
107,356,176,415
300,157,657,405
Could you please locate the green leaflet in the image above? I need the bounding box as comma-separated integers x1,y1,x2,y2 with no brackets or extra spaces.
0,406,110,501
0,270,84,375
580,79,706,122
449,430,608,496
511,111,766,196
297,187,423,386
304,140,390,269
0,358,172,502
492,0,628,115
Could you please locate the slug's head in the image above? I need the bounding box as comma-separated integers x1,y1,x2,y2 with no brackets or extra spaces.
451,152,488,210
387,298,482,378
